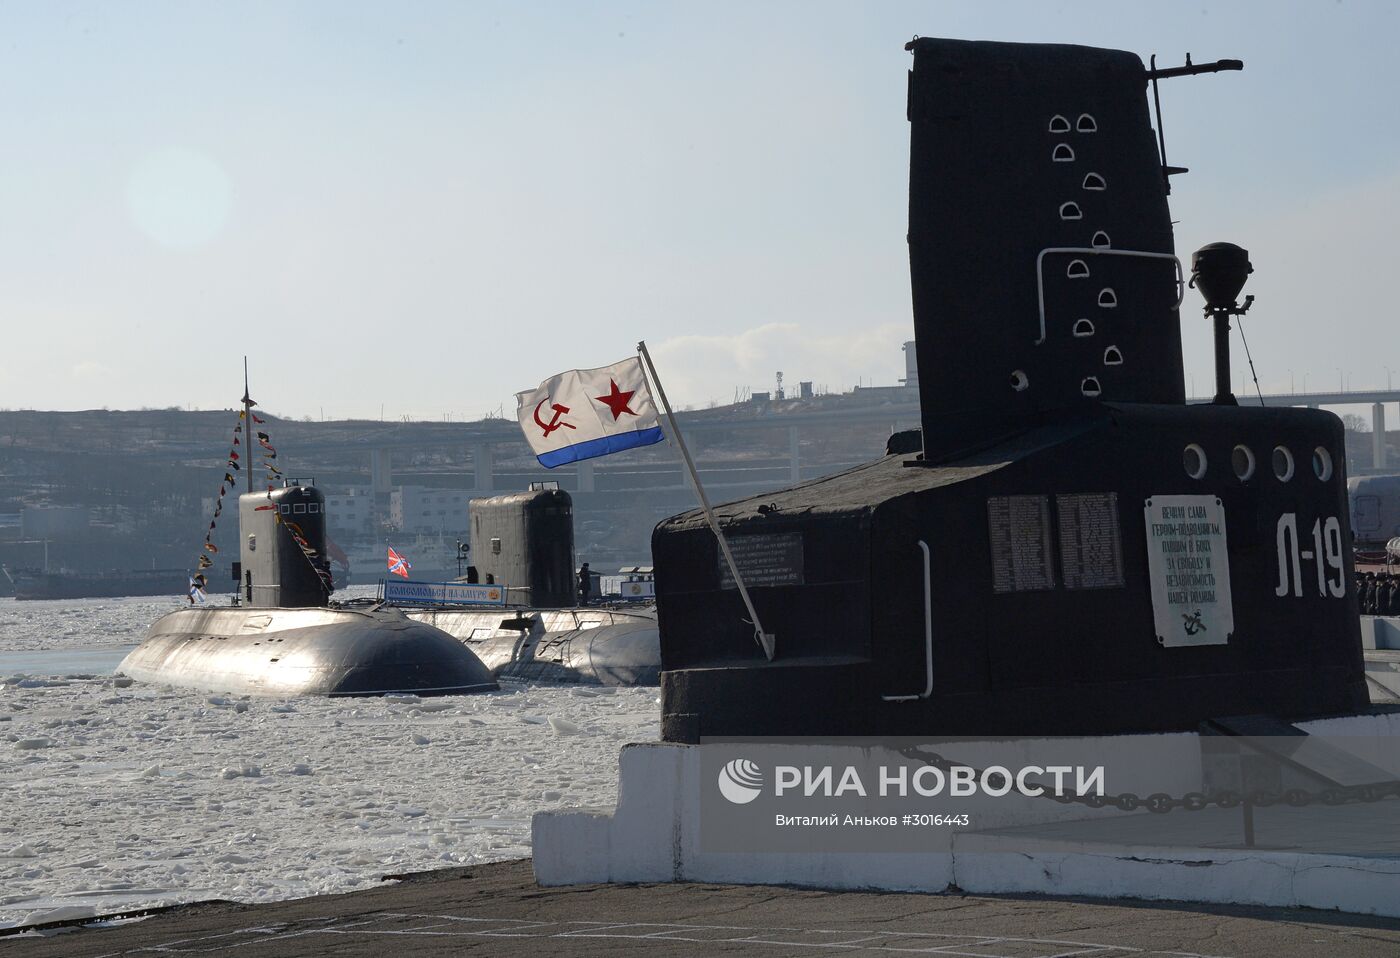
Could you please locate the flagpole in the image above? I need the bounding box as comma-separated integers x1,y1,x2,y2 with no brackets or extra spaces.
636,340,775,661
241,356,254,497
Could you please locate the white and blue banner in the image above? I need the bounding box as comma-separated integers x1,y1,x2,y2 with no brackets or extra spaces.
515,356,665,468
383,580,508,606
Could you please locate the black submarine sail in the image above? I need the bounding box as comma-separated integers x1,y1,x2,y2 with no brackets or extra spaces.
119,374,497,697
652,38,1369,740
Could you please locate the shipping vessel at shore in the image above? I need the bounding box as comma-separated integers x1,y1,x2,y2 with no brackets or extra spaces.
1,565,189,601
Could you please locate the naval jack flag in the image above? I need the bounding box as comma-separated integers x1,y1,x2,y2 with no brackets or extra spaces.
387,546,412,579
516,356,664,468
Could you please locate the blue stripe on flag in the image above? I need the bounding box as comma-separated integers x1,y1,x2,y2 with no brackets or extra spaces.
537,426,665,468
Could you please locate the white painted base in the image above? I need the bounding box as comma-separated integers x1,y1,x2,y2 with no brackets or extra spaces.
533,715,1400,917
1361,615,1400,651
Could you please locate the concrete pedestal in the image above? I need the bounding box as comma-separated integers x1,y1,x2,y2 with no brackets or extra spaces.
534,714,1400,917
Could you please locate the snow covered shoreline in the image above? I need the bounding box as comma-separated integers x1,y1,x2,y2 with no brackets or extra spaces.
1,673,657,928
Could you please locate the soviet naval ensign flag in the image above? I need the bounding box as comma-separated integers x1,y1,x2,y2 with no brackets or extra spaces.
516,357,665,468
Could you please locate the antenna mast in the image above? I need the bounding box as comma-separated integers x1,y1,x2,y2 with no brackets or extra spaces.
242,357,255,496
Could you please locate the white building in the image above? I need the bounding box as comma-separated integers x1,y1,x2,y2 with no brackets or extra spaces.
389,486,470,535
323,487,375,536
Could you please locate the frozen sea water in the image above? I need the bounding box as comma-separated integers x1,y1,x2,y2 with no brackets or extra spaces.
0,595,185,656
0,592,659,928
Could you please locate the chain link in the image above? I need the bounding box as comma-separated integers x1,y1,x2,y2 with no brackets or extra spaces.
896,745,1400,813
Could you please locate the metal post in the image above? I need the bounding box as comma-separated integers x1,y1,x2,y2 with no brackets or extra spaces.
637,340,775,660
1374,402,1387,470
1212,311,1236,405
242,357,255,496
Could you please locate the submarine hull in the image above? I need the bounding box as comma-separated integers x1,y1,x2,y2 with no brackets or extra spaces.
406,607,660,686
655,405,1370,741
120,606,499,697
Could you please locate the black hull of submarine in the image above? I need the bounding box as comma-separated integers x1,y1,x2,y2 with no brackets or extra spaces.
406,607,660,686
656,405,1370,741
121,605,499,697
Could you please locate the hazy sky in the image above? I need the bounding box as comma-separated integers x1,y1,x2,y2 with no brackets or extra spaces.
3,1,1397,420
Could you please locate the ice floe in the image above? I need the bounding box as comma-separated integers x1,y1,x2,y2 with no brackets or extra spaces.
0,605,658,928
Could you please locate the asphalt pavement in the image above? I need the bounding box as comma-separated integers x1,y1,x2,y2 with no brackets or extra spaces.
6,859,1400,958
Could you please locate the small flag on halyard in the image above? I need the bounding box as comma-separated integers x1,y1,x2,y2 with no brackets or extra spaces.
515,356,664,468
387,546,412,579
188,577,208,605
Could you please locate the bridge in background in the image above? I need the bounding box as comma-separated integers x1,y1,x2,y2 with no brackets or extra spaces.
1189,389,1400,469
275,385,1399,497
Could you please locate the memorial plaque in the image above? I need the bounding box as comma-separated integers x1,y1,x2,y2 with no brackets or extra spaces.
987,495,1055,593
1057,492,1125,590
718,532,804,589
1144,495,1233,647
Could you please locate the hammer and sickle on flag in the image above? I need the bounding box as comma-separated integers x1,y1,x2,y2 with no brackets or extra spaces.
515,356,663,467
532,400,576,439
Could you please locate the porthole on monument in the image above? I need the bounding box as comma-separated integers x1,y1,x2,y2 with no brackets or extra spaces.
1184,443,1208,479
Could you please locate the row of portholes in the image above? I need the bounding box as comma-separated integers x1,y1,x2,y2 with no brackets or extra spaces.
1182,443,1334,483
1049,114,1097,133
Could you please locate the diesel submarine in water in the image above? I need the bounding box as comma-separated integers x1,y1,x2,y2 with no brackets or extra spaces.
120,389,498,698
395,483,661,686
121,482,499,697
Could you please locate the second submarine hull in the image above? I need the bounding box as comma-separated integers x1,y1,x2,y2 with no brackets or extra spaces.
406,607,660,686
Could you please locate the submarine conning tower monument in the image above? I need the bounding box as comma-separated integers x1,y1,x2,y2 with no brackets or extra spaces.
651,37,1370,741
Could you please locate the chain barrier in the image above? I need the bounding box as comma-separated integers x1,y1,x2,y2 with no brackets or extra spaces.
896,744,1400,815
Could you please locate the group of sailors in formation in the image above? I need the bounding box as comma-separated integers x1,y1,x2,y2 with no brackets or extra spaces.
1357,572,1400,616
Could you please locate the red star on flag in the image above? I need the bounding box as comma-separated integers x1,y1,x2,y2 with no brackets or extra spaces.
594,379,637,420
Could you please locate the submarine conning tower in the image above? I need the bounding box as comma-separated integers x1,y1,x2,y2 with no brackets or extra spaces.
906,39,1184,459
651,37,1368,742
239,484,331,608
469,486,576,608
